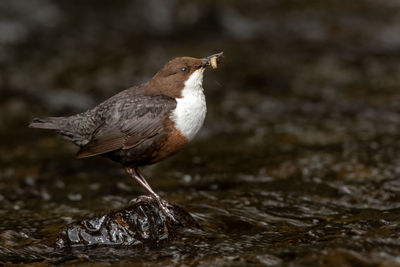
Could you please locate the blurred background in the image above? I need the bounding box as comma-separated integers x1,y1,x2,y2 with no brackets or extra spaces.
2,0,400,265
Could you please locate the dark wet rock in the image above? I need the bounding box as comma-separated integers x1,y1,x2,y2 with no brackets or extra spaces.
55,196,199,249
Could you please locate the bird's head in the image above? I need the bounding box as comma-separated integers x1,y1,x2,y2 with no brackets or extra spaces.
149,52,223,98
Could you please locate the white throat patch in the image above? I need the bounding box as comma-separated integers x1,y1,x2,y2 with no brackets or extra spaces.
170,68,207,141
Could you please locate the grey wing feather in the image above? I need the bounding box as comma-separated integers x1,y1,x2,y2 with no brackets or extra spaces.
76,95,176,158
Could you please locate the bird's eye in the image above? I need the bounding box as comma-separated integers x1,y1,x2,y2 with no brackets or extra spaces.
181,67,188,72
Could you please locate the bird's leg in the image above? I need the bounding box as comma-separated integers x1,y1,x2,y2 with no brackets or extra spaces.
126,167,177,222
126,167,160,199
134,169,177,222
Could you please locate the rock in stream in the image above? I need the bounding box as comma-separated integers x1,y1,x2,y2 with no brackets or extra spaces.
55,196,199,249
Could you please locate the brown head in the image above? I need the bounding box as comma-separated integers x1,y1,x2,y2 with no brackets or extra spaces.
147,52,223,98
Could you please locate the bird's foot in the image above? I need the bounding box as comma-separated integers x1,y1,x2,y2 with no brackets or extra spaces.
156,197,178,223
129,195,178,223
129,195,154,204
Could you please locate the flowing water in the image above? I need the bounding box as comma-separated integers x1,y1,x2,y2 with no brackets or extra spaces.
2,0,400,265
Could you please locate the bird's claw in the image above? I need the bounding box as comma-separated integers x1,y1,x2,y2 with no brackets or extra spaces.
129,195,154,204
130,195,178,223
156,198,178,223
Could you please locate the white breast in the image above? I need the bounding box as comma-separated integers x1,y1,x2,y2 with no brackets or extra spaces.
170,68,207,141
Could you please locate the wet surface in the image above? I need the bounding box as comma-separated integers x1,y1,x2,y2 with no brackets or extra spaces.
2,0,400,266
56,197,199,249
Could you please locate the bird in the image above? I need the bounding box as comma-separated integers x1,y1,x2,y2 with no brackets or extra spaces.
29,52,223,221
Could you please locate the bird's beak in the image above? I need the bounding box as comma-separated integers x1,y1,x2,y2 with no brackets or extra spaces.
202,52,224,69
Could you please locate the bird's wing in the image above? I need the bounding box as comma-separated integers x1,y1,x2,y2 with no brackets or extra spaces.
76,94,177,158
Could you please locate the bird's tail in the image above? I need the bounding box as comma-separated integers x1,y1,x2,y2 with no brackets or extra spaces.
29,117,67,130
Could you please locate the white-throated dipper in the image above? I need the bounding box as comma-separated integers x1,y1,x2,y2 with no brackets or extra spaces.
29,52,223,221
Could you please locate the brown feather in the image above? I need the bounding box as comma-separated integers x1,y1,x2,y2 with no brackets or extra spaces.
76,95,176,158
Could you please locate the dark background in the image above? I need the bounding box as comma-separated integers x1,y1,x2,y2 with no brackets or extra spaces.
2,0,400,265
